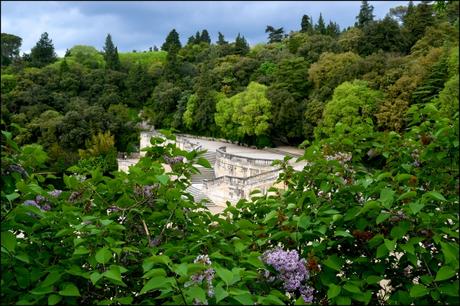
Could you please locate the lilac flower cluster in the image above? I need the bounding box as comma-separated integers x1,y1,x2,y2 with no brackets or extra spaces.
134,184,158,198
23,195,51,212
411,149,420,167
262,248,314,303
325,152,352,164
48,189,63,198
185,254,215,299
6,164,29,178
163,155,184,166
68,191,82,203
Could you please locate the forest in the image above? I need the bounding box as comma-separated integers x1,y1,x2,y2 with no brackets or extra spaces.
1,0,459,305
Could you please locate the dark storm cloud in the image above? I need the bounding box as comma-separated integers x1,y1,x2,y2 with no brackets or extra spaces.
1,1,409,57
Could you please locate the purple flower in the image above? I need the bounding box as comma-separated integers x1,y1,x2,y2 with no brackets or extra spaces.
163,155,184,166
35,195,46,204
23,200,40,209
149,236,162,247
41,204,51,211
48,189,62,198
7,164,28,178
185,254,215,297
300,286,314,303
262,248,313,300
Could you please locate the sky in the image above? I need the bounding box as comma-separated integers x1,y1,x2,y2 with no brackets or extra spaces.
1,1,409,57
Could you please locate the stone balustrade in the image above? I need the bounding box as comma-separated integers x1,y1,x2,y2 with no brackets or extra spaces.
214,146,277,178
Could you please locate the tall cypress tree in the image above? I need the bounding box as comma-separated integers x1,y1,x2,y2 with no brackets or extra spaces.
30,32,57,67
300,15,313,33
355,1,375,28
200,30,211,44
103,34,120,71
217,32,228,45
315,13,326,34
234,33,249,55
161,29,182,53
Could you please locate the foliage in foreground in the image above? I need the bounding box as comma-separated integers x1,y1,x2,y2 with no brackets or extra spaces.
1,103,459,305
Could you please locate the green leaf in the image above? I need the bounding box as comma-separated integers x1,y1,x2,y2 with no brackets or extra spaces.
186,286,207,303
14,253,30,263
343,283,361,294
435,266,457,282
409,201,424,215
440,242,459,268
5,192,20,202
59,283,81,297
215,267,234,287
323,255,343,271
116,296,134,305
48,294,62,305
376,244,389,258
397,191,417,201
140,276,173,295
410,284,428,298
73,246,90,255
41,271,61,288
438,282,459,297
103,266,124,284
336,296,351,305
1,231,16,253
155,174,169,186
90,272,103,285
390,221,410,239
263,210,277,223
376,213,390,224
366,275,383,284
384,239,396,252
95,248,112,264
424,191,446,202
379,188,395,208
196,157,212,168
334,230,353,238
215,284,228,303
233,293,253,305
327,284,341,299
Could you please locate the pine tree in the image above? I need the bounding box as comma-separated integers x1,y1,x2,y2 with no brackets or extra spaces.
103,34,121,70
1,33,22,66
161,29,182,53
30,32,57,67
200,29,211,44
234,33,249,55
265,26,284,43
217,32,228,45
326,21,340,37
355,1,375,28
187,35,196,45
315,13,326,34
300,15,313,33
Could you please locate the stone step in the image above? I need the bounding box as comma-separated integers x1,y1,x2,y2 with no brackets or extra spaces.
191,168,215,183
201,152,217,164
186,185,214,205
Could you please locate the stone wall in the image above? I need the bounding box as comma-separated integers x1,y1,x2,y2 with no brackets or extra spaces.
202,168,283,206
214,146,277,178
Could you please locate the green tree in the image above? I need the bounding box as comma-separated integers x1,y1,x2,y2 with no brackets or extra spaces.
30,32,57,67
315,13,326,34
1,33,22,66
217,32,228,45
234,33,250,55
161,29,182,52
300,15,313,33
355,0,375,28
358,16,406,56
325,21,340,37
125,63,153,107
103,34,121,71
200,29,211,44
215,82,271,141
316,80,383,137
265,26,284,43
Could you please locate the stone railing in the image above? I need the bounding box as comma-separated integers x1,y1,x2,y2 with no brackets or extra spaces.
214,146,278,178
202,168,282,205
117,152,141,159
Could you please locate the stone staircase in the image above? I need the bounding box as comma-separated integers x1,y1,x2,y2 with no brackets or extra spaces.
191,168,216,183
186,185,218,209
191,151,217,183
264,147,303,159
201,151,217,165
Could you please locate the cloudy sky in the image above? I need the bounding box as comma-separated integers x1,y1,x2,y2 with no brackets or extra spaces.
2,1,409,57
